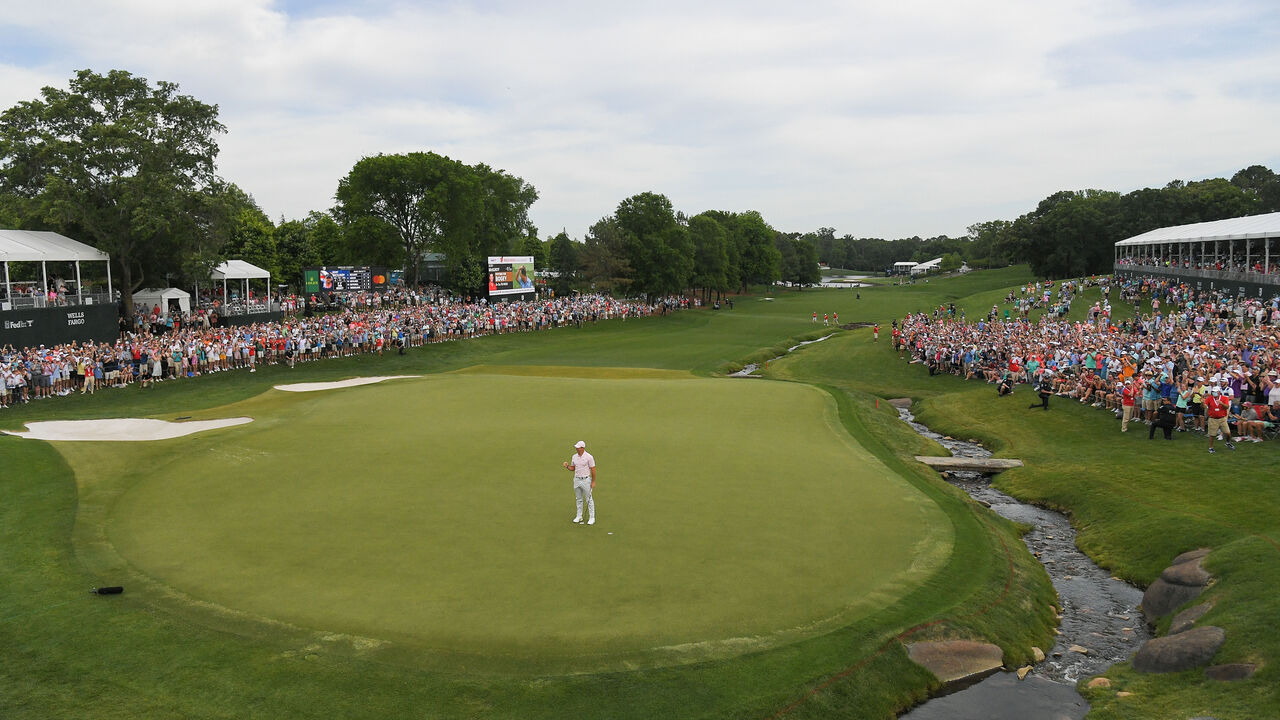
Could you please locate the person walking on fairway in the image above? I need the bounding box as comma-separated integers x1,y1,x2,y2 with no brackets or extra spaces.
563,441,597,525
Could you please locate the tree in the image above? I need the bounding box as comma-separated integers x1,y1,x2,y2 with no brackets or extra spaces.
1230,165,1280,213
0,69,225,316
333,153,537,293
519,227,546,269
688,213,728,301
614,192,693,300
965,220,1013,268
707,210,780,290
939,252,962,272
580,219,631,295
791,236,821,286
546,231,579,295
216,186,279,279
333,152,472,286
307,212,345,265
275,217,323,290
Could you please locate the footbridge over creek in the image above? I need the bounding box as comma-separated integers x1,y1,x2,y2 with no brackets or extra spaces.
913,456,1024,473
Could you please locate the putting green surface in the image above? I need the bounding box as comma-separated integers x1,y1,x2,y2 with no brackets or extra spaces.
65,367,951,674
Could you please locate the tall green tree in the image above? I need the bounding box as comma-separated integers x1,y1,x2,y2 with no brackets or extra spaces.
216,185,279,279
0,69,225,315
333,153,536,293
333,152,472,286
440,163,537,295
580,219,632,295
275,217,323,290
519,227,546,269
614,192,693,300
1230,165,1280,213
688,213,728,301
791,235,821,286
705,210,780,290
546,231,579,295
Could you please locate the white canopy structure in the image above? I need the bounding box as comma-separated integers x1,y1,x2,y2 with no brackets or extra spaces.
0,229,112,308
209,260,272,316
910,258,943,275
133,287,191,317
1113,211,1280,283
1114,211,1280,248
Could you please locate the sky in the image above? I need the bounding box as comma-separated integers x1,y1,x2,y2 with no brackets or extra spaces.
2,0,1279,241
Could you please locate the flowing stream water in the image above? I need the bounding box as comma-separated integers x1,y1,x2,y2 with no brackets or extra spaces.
728,341,1146,718
895,406,1149,720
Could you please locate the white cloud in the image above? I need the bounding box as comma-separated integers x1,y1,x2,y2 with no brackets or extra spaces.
2,0,1279,240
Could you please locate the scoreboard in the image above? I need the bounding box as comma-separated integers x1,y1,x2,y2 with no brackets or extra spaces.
304,267,389,294
487,256,536,297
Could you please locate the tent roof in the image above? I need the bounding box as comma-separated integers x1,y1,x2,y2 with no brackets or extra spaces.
0,229,111,262
1115,211,1280,247
133,287,191,300
211,260,271,280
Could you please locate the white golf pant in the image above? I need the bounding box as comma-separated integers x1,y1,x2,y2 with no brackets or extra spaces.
574,477,595,520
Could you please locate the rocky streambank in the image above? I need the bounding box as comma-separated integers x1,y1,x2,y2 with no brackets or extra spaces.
896,404,1149,720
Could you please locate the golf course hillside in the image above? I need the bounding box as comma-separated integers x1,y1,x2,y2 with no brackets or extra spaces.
4,266,1275,719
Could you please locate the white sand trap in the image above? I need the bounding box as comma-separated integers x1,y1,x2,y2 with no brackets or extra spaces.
273,375,419,393
5,417,253,442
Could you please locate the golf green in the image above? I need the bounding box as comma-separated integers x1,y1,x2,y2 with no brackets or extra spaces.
66,367,951,674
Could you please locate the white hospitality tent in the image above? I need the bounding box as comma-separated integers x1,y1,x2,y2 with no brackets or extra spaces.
132,287,191,317
910,257,943,275
210,260,272,315
0,229,112,308
1113,211,1280,270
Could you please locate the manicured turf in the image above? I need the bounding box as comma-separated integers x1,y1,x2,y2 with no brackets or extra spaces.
60,368,950,674
27,266,1235,718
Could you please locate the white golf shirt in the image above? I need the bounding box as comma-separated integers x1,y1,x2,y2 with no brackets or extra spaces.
570,451,595,479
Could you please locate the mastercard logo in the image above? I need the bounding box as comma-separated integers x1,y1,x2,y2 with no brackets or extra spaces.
373,274,387,284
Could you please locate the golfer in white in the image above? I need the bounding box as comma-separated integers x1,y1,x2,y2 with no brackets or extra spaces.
563,440,596,525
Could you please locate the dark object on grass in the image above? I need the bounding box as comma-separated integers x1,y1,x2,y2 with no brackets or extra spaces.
91,586,124,595
175,416,192,421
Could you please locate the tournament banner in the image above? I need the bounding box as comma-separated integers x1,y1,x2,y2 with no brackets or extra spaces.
487,256,536,297
0,303,119,348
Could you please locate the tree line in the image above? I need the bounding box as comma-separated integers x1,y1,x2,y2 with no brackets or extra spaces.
0,69,824,314
5,69,1277,313
801,168,1280,279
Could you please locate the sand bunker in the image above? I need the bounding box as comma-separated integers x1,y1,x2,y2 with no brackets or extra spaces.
5,417,253,442
273,376,419,393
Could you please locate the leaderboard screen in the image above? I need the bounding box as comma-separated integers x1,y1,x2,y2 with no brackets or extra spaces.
487,256,536,297
304,266,389,293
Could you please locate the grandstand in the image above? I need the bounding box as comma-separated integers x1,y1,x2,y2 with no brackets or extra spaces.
1113,211,1280,296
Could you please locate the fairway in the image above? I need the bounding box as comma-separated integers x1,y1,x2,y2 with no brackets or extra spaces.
64,367,951,674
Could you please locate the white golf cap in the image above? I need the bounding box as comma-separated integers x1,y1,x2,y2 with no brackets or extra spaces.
574,441,586,448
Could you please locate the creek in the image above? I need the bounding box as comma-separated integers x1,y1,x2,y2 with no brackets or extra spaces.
895,406,1150,720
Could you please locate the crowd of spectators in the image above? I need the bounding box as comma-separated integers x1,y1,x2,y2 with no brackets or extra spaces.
894,275,1280,451
1115,254,1280,276
1,289,692,409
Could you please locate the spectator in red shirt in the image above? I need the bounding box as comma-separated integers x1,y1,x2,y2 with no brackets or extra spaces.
1204,387,1235,453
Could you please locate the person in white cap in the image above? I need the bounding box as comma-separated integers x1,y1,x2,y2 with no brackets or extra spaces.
1204,387,1234,453
562,441,597,525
